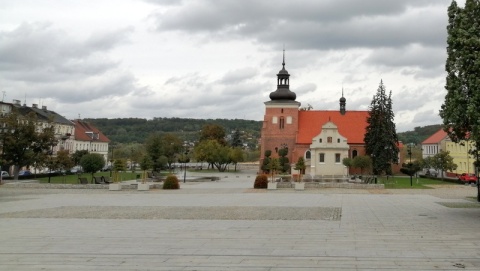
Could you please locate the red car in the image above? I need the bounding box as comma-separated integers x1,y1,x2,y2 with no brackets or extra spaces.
458,173,478,184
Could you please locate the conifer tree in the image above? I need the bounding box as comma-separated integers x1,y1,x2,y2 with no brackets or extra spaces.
440,0,480,201
364,80,399,175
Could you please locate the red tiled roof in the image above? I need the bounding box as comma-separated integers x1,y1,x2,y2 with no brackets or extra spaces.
297,110,369,144
422,129,447,144
72,120,110,143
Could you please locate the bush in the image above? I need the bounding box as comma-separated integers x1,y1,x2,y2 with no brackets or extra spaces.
163,175,180,189
254,174,268,189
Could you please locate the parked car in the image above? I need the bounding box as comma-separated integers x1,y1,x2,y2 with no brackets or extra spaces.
458,173,477,184
1,171,9,178
18,170,32,176
70,166,83,174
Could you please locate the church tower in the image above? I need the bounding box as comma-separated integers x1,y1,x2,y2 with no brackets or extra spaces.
339,88,346,115
260,51,300,171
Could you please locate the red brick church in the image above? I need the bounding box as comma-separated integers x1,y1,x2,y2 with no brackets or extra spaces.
260,54,401,176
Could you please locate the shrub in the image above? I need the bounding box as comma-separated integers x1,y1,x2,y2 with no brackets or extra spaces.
163,175,180,189
254,174,268,189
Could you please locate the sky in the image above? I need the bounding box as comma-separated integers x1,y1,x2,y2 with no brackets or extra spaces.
0,0,463,132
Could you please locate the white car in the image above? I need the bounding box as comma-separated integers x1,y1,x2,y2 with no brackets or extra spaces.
1,171,10,178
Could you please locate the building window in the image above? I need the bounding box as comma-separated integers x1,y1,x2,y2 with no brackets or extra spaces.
352,150,358,158
337,138,340,143
272,116,278,124
319,138,322,143
319,153,325,163
305,150,311,159
327,137,332,143
279,117,285,129
286,116,292,124
335,153,341,163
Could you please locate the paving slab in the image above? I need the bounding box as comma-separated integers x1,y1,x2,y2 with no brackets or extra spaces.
0,172,479,270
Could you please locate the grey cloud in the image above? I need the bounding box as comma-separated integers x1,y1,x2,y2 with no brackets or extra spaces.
366,45,446,70
218,67,258,85
295,83,317,96
151,0,449,50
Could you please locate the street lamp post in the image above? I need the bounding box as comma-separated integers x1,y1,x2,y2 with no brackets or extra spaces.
183,149,189,183
109,144,115,177
407,143,413,187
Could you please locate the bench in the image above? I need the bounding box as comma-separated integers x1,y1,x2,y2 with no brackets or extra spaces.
78,177,88,184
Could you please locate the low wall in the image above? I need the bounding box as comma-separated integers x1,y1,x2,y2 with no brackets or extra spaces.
3,183,163,189
277,182,384,189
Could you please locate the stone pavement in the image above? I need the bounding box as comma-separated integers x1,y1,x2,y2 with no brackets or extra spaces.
0,171,479,270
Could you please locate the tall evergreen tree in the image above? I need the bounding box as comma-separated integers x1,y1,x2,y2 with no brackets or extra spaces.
364,80,399,175
439,0,480,201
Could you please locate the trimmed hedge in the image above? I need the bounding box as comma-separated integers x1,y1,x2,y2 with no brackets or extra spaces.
254,174,268,189
163,175,180,189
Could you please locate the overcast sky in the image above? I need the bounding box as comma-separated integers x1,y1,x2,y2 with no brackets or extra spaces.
0,0,462,132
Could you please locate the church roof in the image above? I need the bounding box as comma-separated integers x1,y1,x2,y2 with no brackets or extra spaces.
422,129,448,144
297,110,369,145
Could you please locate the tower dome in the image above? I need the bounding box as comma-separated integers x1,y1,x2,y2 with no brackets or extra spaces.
269,50,296,101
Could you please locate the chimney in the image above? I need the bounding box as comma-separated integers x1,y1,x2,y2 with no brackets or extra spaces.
32,104,38,108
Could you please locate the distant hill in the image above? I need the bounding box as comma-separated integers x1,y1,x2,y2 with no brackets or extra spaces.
85,117,262,145
397,124,443,145
86,117,441,148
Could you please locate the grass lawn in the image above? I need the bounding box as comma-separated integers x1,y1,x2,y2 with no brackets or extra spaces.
378,175,459,189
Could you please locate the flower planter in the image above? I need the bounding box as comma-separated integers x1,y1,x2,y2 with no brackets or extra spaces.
295,182,305,191
267,182,277,190
109,183,122,191
137,183,150,191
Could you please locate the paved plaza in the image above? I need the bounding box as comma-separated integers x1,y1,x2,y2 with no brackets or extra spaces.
0,170,479,270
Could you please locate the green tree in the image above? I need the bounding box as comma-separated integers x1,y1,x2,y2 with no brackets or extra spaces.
229,147,244,171
352,155,372,175
230,129,242,147
145,133,164,170
194,140,231,172
72,150,89,166
278,147,290,173
430,151,457,180
139,155,153,183
294,157,306,182
364,81,399,175
440,0,480,200
80,153,105,179
160,133,183,170
261,150,272,173
0,110,57,180
268,158,281,183
199,124,227,145
342,157,353,176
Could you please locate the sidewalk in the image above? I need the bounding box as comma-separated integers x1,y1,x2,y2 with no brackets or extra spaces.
0,173,479,270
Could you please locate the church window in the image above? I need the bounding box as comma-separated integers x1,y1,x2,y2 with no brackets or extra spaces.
286,116,292,124
279,117,285,129
319,138,322,143
327,137,332,143
352,150,358,158
305,150,311,159
272,116,278,124
335,153,341,163
281,109,284,113
319,153,325,163
337,138,340,143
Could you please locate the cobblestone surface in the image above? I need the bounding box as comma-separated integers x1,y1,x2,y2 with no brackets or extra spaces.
0,206,342,220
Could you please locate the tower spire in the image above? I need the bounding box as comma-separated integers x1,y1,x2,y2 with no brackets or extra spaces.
282,44,285,68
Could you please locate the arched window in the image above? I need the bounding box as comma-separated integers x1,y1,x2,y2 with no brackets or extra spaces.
352,150,358,158
279,117,285,129
327,137,332,143
305,150,311,159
